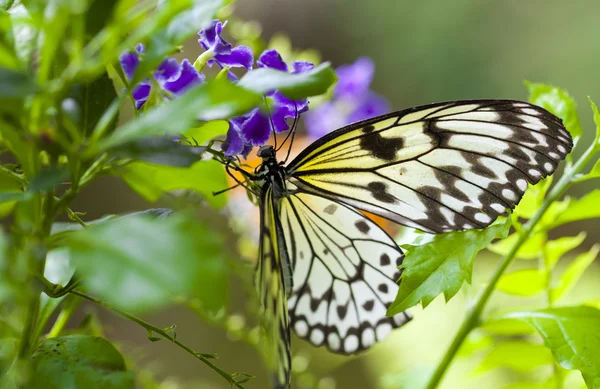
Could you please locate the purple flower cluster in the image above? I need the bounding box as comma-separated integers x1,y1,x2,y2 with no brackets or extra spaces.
119,44,204,110
305,57,390,139
119,20,389,158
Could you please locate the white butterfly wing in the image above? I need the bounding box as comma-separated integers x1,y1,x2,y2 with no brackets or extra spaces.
286,100,572,233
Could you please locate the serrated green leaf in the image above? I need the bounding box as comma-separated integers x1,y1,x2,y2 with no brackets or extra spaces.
548,190,600,228
477,340,553,373
527,82,581,143
488,231,546,260
110,137,206,167
543,233,587,269
386,218,510,315
551,245,599,303
118,159,226,209
66,214,229,313
238,62,337,99
502,306,600,389
497,268,546,296
30,335,134,389
89,80,261,155
184,120,229,145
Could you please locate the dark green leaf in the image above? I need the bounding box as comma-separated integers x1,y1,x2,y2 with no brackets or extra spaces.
30,335,134,389
502,306,600,389
551,245,599,303
129,0,223,86
28,166,70,192
0,337,16,380
0,168,22,216
497,268,546,296
118,159,226,209
0,66,36,98
238,62,337,99
84,0,117,38
110,137,206,167
89,80,261,154
68,72,118,137
477,340,553,373
526,82,581,143
66,214,228,313
0,192,28,202
386,218,510,315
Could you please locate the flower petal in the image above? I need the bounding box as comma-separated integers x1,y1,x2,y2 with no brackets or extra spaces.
198,20,232,54
291,60,314,74
213,45,254,69
347,91,390,123
223,126,246,156
257,49,288,71
119,50,139,80
155,58,181,83
334,56,375,99
132,82,151,110
238,109,271,146
163,59,205,95
304,102,348,139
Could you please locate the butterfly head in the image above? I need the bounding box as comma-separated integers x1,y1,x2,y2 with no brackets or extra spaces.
257,145,276,161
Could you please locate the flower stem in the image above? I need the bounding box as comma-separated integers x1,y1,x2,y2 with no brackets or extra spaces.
424,142,598,389
70,290,248,389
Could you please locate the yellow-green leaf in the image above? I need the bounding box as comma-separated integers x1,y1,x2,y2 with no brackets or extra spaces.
497,268,546,296
477,340,553,373
543,233,587,269
488,231,546,260
527,82,581,143
551,245,599,303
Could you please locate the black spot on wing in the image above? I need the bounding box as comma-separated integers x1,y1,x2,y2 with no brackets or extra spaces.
354,220,370,234
323,204,338,215
359,132,404,161
367,182,397,204
380,253,391,266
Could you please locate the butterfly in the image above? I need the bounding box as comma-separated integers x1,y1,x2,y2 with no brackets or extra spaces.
232,100,572,388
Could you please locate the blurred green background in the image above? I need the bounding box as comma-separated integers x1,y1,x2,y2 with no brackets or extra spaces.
70,1,600,388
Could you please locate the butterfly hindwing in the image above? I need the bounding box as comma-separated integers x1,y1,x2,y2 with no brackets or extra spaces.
286,100,572,233
257,187,292,389
279,191,411,354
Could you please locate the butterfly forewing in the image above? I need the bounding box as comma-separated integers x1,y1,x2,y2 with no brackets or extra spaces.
286,100,572,233
279,192,411,353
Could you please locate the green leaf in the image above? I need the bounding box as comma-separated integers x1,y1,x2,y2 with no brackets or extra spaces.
0,66,36,98
502,306,600,389
118,159,226,209
527,82,581,143
514,177,553,219
68,72,118,138
582,158,600,181
386,218,510,315
0,337,16,380
238,62,337,99
110,137,206,167
184,120,229,145
479,317,536,336
499,379,557,389
30,335,134,389
488,231,546,260
543,232,587,269
457,331,494,358
0,167,22,217
549,190,600,228
477,340,553,373
589,98,600,146
497,268,546,296
89,80,261,154
129,0,223,86
551,245,600,303
66,214,228,313
28,166,70,192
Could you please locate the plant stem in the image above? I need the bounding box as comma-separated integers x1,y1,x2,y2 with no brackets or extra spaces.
70,290,248,389
424,142,598,389
47,296,81,338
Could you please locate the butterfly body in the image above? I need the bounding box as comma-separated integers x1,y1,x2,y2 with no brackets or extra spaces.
246,99,572,389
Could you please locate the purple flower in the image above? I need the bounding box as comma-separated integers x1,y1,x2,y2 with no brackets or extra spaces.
198,20,253,70
305,57,390,139
222,50,314,157
119,45,205,110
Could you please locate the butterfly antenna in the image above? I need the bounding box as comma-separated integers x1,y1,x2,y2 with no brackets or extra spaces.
212,182,243,196
222,159,260,197
264,96,278,150
282,101,299,164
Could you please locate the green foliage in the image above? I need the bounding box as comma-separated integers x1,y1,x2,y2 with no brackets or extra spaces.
65,214,228,313
476,340,554,373
30,335,134,389
497,268,545,296
551,245,600,303
503,307,600,389
386,218,510,315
